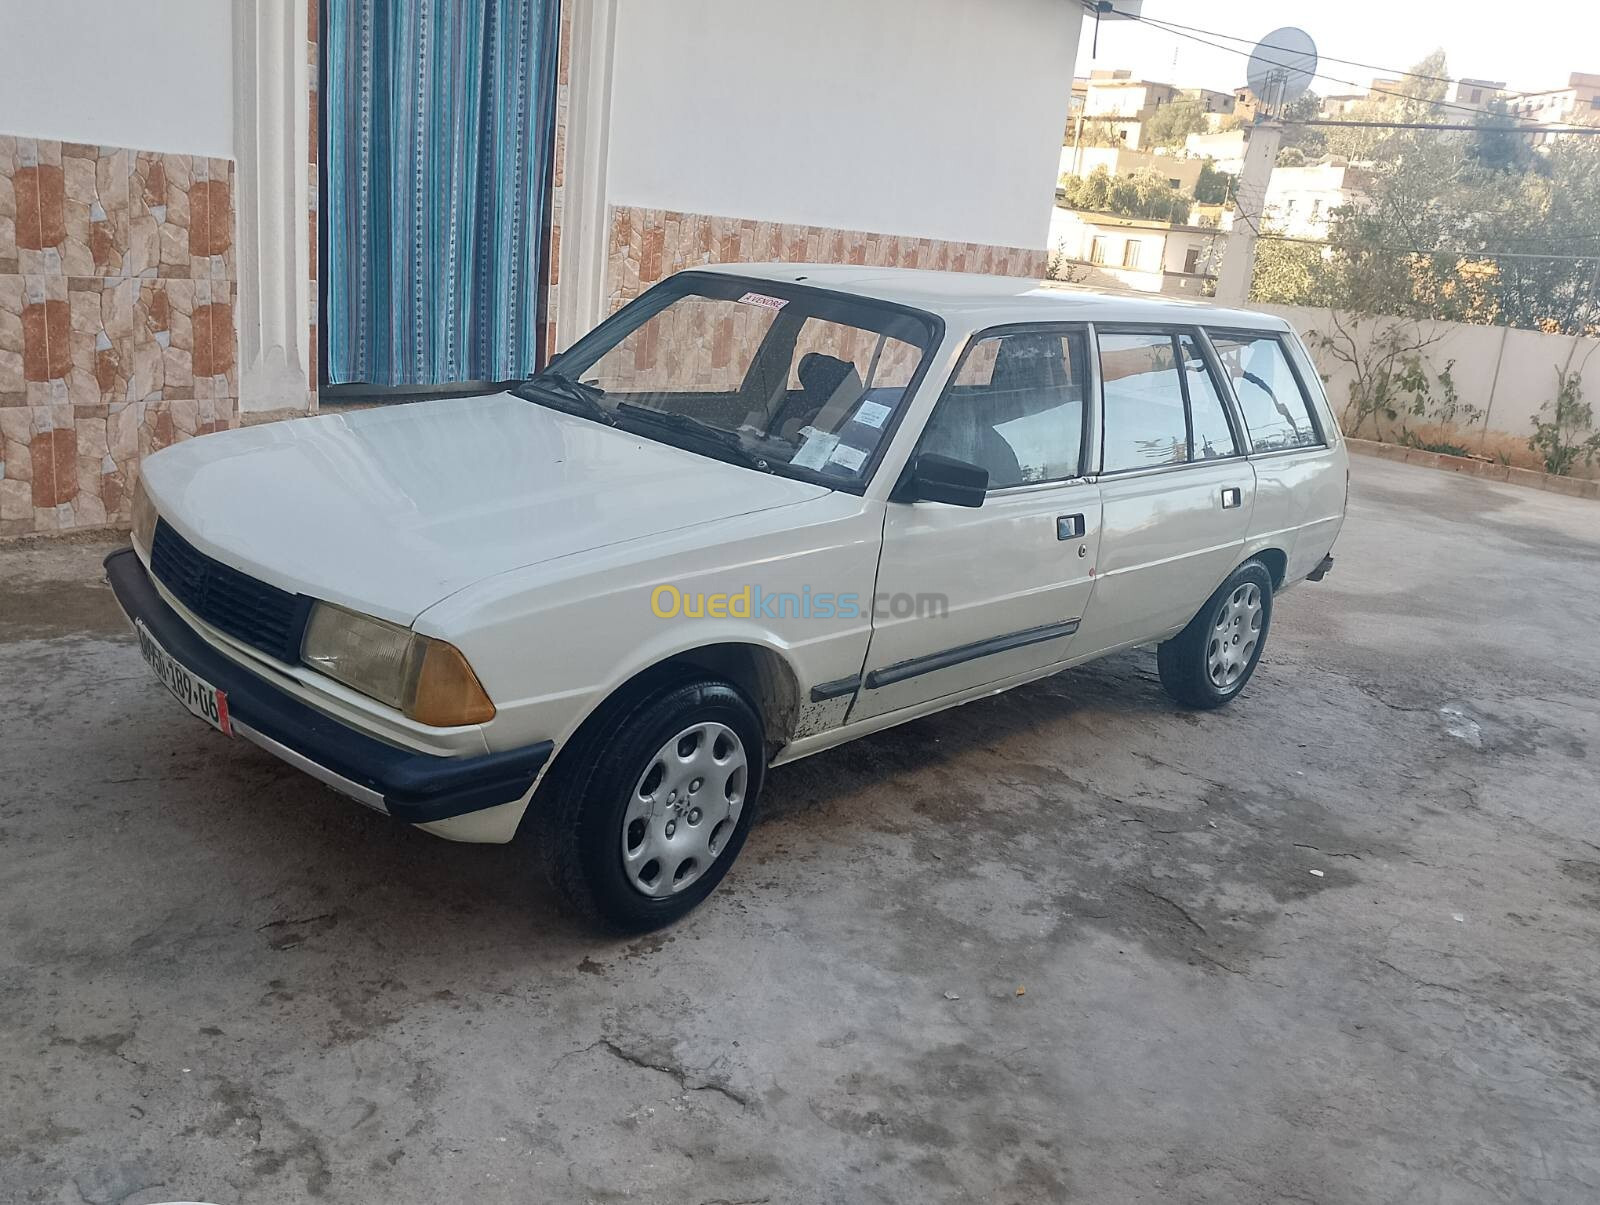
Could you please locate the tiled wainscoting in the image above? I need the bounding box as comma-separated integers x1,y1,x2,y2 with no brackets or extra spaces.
0,136,236,536
603,206,1048,315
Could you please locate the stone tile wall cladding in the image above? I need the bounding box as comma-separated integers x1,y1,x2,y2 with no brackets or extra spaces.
603,205,1048,317
0,136,237,537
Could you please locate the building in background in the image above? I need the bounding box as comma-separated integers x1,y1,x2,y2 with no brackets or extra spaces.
1453,78,1509,110
1508,72,1600,138
1186,128,1249,175
1319,93,1366,117
1080,70,1180,149
1049,204,1221,297
1058,145,1205,193
0,0,1085,538
1261,161,1372,239
1191,88,1237,116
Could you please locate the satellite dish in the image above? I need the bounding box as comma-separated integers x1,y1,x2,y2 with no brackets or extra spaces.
1246,27,1317,114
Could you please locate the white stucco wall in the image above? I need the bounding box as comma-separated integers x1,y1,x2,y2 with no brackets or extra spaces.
0,0,234,156
605,0,1081,249
1254,302,1600,467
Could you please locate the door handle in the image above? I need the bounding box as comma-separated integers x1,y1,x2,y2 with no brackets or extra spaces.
1057,513,1086,540
1220,487,1242,510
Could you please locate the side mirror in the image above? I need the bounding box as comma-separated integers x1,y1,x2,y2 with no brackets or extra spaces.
901,453,987,507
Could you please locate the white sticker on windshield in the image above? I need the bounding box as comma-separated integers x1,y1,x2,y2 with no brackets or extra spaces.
852,400,892,429
790,428,840,470
737,291,789,311
828,445,868,472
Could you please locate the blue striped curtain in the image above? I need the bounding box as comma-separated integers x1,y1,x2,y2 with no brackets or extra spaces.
325,0,560,386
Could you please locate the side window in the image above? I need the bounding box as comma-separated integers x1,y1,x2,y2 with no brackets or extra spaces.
920,330,1089,490
1178,333,1239,460
1208,332,1323,452
1099,331,1188,471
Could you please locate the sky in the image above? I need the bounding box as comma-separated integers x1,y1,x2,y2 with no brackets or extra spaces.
1074,1,1600,99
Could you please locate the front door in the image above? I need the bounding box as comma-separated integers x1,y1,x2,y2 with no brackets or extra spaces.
855,327,1102,721
1072,327,1256,655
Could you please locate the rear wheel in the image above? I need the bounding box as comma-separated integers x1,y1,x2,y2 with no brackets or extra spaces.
1157,560,1274,709
539,676,765,931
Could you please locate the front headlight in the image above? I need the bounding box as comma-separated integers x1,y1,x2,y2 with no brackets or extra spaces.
131,476,158,554
301,602,496,726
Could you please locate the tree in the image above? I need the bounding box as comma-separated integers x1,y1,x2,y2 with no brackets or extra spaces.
1468,98,1543,175
1248,119,1600,335
1142,95,1211,150
1277,146,1308,167
1194,160,1233,205
1251,239,1329,305
1279,91,1326,160
1070,116,1128,148
1529,368,1600,474
1060,166,1195,223
1308,313,1447,440
1326,50,1452,162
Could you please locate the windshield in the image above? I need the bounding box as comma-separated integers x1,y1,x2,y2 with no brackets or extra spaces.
519,273,940,487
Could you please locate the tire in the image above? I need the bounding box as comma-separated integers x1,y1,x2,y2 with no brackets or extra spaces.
1157,559,1274,710
538,675,765,931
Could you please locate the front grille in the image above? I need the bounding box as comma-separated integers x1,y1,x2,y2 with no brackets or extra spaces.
150,519,312,664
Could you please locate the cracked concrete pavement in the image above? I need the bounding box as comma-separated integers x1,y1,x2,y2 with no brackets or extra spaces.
2,455,1599,1203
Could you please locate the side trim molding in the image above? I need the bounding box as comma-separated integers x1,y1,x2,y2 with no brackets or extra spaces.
863,619,1080,690
809,676,862,703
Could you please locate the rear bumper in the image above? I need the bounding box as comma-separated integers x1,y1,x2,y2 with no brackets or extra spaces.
104,547,552,824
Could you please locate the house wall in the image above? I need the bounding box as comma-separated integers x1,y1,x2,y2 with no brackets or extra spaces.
1047,208,1169,293
587,0,1076,320
0,0,240,536
1263,164,1364,239
0,0,234,157
1185,129,1247,175
1254,302,1600,478
1060,146,1203,194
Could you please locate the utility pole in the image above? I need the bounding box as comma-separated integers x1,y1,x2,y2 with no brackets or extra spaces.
1213,119,1281,305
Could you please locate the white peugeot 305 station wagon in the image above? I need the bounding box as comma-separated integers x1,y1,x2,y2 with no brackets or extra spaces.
110,266,1347,929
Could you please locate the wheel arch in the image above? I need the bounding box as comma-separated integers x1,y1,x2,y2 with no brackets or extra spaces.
550,640,803,776
1251,546,1288,590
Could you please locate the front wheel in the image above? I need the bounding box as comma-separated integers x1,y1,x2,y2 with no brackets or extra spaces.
1157,560,1274,709
540,676,765,931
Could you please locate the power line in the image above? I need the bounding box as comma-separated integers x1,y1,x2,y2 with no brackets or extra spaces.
1101,7,1544,100
1255,232,1600,261
1104,6,1550,127
1285,118,1600,135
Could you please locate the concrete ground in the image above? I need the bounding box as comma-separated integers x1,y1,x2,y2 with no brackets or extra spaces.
3,455,1599,1205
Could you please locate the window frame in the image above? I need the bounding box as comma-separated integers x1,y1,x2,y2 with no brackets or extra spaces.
1091,323,1248,478
903,321,1098,497
544,269,947,496
1200,326,1330,458
1121,240,1142,270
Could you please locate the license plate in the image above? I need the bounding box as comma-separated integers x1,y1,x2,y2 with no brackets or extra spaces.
136,620,232,736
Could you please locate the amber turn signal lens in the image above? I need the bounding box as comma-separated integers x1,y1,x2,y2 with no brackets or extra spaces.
406,638,496,727
131,478,158,554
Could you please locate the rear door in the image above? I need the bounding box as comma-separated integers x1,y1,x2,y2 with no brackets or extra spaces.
1207,328,1347,581
854,326,1102,720
1071,326,1257,656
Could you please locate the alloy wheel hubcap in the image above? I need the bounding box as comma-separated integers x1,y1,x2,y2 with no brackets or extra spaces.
1206,582,1262,688
621,722,748,897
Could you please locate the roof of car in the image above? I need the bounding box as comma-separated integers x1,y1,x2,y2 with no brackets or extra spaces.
697,263,1291,333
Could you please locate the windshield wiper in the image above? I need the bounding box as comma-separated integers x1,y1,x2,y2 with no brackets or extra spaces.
514,373,615,425
613,403,770,471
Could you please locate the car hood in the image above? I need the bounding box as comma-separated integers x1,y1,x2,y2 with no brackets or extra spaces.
142,392,832,625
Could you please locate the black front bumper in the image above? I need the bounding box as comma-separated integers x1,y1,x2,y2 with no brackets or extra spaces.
105,547,552,824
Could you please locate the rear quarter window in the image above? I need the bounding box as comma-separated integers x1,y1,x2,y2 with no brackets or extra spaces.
1207,331,1323,453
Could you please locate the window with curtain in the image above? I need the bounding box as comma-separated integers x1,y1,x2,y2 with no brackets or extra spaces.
324,0,560,387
